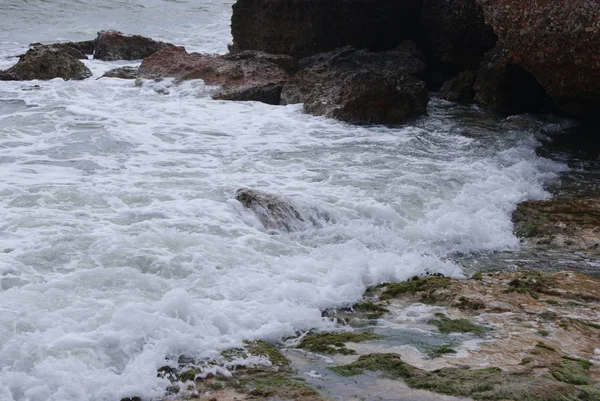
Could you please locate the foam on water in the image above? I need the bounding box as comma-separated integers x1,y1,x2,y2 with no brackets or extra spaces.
0,1,570,400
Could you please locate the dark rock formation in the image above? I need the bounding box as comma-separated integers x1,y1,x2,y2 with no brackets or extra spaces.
439,70,477,103
420,0,497,72
235,188,305,231
100,66,139,80
281,43,429,124
473,46,554,115
477,0,600,118
94,30,172,61
513,198,600,253
29,42,93,59
0,46,92,81
138,47,294,105
230,0,422,59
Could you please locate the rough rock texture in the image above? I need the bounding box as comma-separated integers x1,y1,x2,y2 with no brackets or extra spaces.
281,43,429,124
230,0,422,59
28,42,92,59
477,0,600,118
0,46,92,81
420,0,497,72
138,47,294,104
100,66,139,80
235,188,305,231
473,46,554,115
94,30,172,61
513,198,600,253
438,70,477,103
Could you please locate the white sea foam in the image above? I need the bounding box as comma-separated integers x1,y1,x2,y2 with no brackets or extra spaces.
0,1,571,400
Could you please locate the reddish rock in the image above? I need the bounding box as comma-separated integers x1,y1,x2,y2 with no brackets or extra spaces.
420,0,497,72
0,46,91,81
230,0,422,59
477,0,600,117
94,30,172,61
281,43,429,124
473,46,554,115
138,47,294,105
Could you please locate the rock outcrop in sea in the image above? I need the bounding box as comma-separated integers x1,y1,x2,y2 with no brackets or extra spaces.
0,45,92,81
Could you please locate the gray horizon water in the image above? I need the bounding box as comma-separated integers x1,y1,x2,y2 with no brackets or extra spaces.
0,1,594,400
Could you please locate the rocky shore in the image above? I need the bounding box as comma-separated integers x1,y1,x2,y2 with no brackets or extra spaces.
1,0,598,125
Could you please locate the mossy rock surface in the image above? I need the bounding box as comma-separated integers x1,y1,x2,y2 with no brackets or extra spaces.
380,275,452,301
297,331,380,355
428,313,486,335
331,353,585,401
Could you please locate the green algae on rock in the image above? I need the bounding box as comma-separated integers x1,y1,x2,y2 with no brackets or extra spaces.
379,275,452,302
428,313,486,335
297,331,381,355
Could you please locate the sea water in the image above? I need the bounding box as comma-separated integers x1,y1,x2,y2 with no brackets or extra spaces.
0,1,572,400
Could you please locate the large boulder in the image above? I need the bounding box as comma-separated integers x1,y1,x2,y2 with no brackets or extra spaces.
94,30,172,61
235,188,305,232
472,46,554,115
0,46,92,81
230,0,422,59
438,70,477,103
420,0,497,72
477,0,600,118
281,43,429,124
138,47,295,104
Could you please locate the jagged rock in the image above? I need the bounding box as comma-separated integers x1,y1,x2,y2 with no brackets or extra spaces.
477,0,600,118
439,70,477,103
420,0,497,72
101,66,139,79
473,46,554,115
281,43,429,124
28,43,89,59
235,188,305,231
138,47,294,105
513,198,600,253
0,46,92,81
94,30,172,61
230,0,422,58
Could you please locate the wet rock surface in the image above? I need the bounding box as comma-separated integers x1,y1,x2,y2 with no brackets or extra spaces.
513,198,600,253
235,188,306,231
230,0,422,59
420,0,497,72
477,0,600,118
100,66,139,80
438,70,476,103
149,271,600,401
139,47,293,104
94,30,173,61
281,43,429,124
0,46,92,81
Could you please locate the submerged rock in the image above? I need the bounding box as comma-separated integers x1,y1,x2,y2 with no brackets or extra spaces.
139,47,294,104
420,0,497,72
281,43,429,124
94,30,172,61
0,46,92,81
477,0,600,118
230,0,422,59
235,188,305,231
513,198,600,253
100,66,139,80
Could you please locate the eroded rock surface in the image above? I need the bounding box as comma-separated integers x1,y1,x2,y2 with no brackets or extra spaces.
230,0,422,59
477,0,600,118
281,43,429,124
473,46,555,115
138,47,294,104
94,30,173,61
0,46,92,81
438,70,477,103
513,198,600,253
